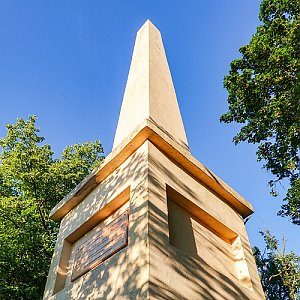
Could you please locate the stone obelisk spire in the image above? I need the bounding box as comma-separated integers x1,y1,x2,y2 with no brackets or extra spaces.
113,20,188,150
43,20,265,300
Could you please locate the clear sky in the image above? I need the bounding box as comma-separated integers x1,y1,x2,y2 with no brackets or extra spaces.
0,1,298,254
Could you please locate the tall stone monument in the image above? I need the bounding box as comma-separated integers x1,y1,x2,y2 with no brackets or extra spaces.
43,20,265,299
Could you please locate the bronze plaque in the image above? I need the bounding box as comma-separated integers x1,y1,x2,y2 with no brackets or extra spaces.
71,211,129,281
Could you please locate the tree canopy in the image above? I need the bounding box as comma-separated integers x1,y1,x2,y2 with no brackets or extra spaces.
253,230,300,299
0,116,104,299
220,0,300,224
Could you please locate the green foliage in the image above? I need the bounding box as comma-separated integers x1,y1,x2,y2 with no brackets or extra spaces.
0,116,104,299
253,230,300,299
279,178,300,224
220,0,300,224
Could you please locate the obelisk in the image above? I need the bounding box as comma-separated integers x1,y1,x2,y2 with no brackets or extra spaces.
43,20,265,300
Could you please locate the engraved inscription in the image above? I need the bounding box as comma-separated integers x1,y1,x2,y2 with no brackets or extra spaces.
71,211,129,281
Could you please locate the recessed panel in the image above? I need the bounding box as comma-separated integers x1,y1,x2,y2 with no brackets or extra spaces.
167,186,253,290
71,210,129,281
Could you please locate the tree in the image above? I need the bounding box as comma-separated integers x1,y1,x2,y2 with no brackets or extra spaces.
0,116,104,300
220,0,300,224
253,230,300,299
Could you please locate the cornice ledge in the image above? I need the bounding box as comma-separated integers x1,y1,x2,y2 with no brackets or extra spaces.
50,119,253,221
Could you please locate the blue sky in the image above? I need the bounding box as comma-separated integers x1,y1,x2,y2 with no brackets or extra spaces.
0,1,298,254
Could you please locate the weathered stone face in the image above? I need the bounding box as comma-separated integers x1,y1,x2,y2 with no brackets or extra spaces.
43,20,265,300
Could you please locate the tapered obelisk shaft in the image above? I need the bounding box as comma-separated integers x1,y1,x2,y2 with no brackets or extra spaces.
113,20,189,150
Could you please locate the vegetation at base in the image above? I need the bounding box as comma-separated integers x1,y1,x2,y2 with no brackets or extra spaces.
221,0,300,224
0,116,104,300
253,230,300,299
